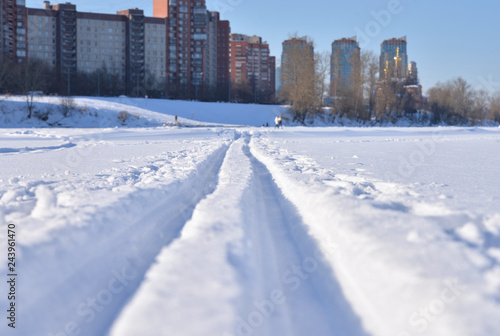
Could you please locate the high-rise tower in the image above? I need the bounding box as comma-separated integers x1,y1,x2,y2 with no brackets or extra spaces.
330,37,360,96
380,36,408,80
153,0,208,98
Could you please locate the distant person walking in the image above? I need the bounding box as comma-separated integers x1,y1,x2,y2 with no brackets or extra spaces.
275,114,283,129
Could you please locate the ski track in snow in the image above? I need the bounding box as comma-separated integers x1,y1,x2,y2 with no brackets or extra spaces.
109,134,369,336
0,127,499,336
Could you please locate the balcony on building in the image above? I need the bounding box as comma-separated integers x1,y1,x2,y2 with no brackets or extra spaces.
62,40,76,47
132,31,145,38
193,14,206,22
60,11,76,19
131,43,144,49
131,51,144,57
62,54,76,61
131,22,143,30
193,8,206,14
62,45,76,52
62,18,76,26
131,16,145,23
193,34,206,41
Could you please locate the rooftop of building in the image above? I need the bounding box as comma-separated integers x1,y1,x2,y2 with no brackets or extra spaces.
381,36,407,45
282,36,311,45
332,37,358,45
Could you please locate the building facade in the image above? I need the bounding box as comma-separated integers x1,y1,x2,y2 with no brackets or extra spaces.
1,0,27,62
27,6,57,66
206,11,229,100
380,36,408,80
229,33,275,102
153,0,208,99
0,0,274,100
407,61,418,84
330,37,360,96
280,36,314,83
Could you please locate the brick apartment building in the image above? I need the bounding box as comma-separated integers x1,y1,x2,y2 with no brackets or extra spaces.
1,0,28,63
280,36,314,88
229,34,275,103
0,0,241,100
153,0,207,98
206,11,230,101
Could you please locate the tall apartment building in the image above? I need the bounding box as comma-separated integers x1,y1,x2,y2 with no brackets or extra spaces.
75,12,126,76
280,36,314,87
23,2,170,95
153,0,207,98
380,36,408,80
1,0,27,62
229,33,275,102
330,37,360,96
26,5,57,67
206,11,229,100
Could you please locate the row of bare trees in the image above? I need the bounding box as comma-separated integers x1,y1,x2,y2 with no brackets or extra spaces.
0,57,54,118
0,55,236,107
428,77,500,124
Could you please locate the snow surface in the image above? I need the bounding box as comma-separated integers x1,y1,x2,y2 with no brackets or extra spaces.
0,95,285,128
0,97,499,336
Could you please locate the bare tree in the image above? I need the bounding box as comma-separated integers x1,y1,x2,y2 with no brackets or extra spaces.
361,50,379,118
470,89,489,124
428,77,474,124
315,51,330,106
489,92,500,122
13,59,50,118
0,55,14,97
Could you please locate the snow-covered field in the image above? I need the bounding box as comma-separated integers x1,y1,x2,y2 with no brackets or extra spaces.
0,96,285,128
0,97,499,336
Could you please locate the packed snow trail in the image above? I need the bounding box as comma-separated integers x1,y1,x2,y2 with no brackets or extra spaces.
23,143,230,336
0,129,237,336
109,134,369,336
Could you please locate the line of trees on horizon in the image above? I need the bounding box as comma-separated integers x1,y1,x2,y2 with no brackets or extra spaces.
0,53,276,109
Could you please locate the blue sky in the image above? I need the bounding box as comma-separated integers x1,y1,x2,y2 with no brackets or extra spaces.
27,0,500,94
